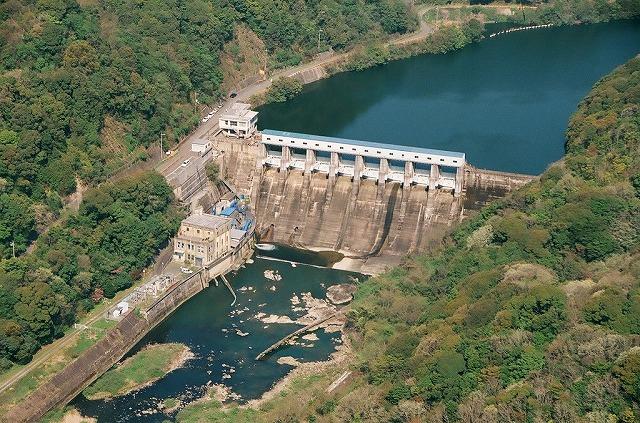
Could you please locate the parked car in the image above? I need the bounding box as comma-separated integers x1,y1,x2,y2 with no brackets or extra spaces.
181,159,191,167
201,116,209,123
180,267,193,274
229,92,237,98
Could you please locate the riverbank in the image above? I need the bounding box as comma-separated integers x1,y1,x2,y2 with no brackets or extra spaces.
245,331,353,410
82,343,193,401
174,329,355,422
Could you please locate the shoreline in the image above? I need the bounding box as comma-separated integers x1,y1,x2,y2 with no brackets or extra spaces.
243,331,353,409
84,343,194,401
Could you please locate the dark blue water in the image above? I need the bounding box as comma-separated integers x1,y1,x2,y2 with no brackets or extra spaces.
72,256,361,421
258,20,640,174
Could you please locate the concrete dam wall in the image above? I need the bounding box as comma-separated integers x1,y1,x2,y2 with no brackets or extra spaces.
216,138,536,273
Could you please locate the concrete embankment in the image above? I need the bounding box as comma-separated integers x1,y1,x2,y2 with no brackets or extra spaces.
3,242,259,423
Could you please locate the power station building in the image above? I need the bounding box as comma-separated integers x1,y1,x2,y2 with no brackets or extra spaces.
173,214,233,267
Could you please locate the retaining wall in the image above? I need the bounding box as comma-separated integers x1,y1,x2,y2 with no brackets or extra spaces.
5,312,149,423
5,270,213,423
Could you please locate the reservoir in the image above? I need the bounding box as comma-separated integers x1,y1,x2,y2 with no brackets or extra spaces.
258,20,640,175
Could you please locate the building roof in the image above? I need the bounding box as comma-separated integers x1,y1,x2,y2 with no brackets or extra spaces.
221,103,259,121
191,139,211,146
230,229,247,248
183,214,231,230
230,228,246,240
261,129,465,159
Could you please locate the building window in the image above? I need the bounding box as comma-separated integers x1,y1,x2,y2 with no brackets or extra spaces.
390,153,394,156
197,229,200,234
352,148,356,151
266,137,271,140
415,156,419,159
339,146,343,150
303,142,307,145
440,158,444,162
453,160,458,163
364,150,368,153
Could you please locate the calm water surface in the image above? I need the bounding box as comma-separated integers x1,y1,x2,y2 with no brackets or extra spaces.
258,20,640,174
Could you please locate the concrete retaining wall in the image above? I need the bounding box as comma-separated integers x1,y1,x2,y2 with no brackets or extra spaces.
5,312,149,423
144,271,207,323
5,267,233,423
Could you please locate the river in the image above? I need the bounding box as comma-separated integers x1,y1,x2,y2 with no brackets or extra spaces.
73,21,639,421
72,250,360,422
258,20,640,175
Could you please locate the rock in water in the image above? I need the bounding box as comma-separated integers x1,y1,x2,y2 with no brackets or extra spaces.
326,284,357,305
277,356,301,366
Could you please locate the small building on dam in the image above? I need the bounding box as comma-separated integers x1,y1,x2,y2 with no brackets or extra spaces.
259,129,466,195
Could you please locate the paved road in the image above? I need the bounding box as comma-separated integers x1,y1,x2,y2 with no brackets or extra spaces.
156,4,435,179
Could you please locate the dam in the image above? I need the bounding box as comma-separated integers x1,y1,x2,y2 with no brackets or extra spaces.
215,130,534,274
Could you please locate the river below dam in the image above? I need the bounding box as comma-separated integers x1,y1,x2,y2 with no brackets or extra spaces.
72,21,639,422
258,19,640,175
72,249,360,422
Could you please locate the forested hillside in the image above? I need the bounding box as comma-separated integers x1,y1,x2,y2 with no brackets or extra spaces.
0,0,414,259
323,57,640,421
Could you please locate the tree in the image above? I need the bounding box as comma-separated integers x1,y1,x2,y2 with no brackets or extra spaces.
265,77,303,103
205,162,220,184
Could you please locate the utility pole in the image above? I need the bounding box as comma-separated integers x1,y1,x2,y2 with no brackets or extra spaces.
160,132,165,162
317,29,323,52
10,241,15,258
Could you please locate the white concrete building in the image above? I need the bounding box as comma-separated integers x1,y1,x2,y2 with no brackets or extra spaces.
191,139,212,156
219,103,258,139
259,129,466,195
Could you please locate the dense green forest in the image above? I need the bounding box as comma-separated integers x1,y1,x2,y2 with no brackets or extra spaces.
0,172,181,368
220,56,638,422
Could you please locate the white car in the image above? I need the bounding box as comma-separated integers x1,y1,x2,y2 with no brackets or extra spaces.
181,159,191,167
201,116,209,123
180,267,194,274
